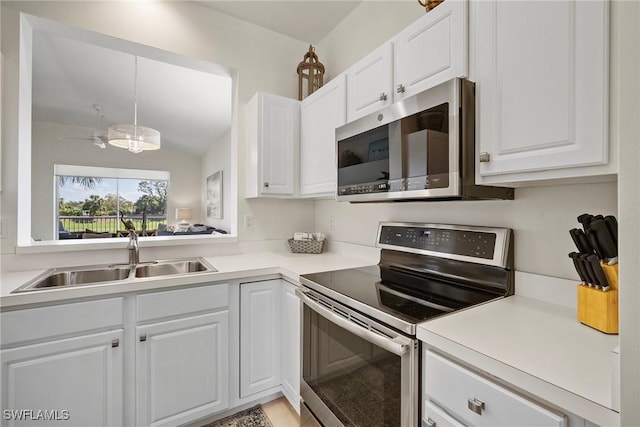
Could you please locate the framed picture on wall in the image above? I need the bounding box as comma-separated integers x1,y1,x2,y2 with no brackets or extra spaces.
206,171,223,220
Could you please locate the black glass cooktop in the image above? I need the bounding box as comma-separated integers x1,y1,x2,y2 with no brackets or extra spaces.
301,265,499,327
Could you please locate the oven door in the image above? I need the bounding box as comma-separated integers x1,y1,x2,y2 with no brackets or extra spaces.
297,287,418,427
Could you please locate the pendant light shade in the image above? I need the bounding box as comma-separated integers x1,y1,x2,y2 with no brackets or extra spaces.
107,124,160,153
108,56,161,153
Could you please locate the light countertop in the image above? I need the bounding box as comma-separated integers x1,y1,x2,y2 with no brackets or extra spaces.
417,295,620,426
0,249,377,308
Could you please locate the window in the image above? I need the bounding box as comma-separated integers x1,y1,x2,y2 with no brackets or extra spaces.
55,165,169,239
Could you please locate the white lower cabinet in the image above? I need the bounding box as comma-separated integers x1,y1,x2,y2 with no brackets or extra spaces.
240,279,301,413
1,330,124,427
280,281,301,412
136,312,229,427
423,350,567,427
0,298,125,427
240,280,282,397
136,284,230,427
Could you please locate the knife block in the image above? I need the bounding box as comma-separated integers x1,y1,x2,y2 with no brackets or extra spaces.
577,263,619,334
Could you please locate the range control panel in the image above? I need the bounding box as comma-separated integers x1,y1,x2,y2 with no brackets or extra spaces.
378,224,497,260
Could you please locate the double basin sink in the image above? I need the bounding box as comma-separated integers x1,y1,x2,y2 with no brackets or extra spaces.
12,258,217,293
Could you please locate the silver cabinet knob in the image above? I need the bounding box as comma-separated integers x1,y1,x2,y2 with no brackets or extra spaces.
479,152,491,163
111,339,120,348
379,93,388,102
264,182,270,188
467,397,485,415
423,417,436,427
140,334,147,342
397,84,406,94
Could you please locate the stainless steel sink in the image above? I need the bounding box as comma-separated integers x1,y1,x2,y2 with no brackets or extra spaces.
134,259,212,278
21,267,132,290
11,258,216,293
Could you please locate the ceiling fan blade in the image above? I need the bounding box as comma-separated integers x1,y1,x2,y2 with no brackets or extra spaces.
57,137,96,141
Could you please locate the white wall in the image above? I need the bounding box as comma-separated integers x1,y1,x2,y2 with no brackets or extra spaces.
313,1,619,281
31,121,203,240
316,1,419,80
202,129,232,232
1,1,316,258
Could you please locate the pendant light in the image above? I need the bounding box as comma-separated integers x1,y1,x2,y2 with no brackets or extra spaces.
108,56,160,153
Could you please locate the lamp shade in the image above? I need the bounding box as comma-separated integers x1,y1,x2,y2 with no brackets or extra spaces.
176,208,192,222
108,124,161,153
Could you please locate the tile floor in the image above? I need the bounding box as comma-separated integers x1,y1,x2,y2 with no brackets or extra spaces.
262,397,300,426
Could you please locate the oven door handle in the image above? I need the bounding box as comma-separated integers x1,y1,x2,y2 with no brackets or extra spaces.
297,289,411,357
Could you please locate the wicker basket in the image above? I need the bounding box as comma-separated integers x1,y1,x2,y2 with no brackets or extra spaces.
288,238,326,254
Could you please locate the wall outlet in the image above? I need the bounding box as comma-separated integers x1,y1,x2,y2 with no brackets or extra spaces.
329,216,335,231
243,215,254,231
0,218,6,239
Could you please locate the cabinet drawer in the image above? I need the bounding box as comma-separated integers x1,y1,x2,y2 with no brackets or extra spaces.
423,400,465,427
423,350,566,427
137,283,228,322
1,297,123,347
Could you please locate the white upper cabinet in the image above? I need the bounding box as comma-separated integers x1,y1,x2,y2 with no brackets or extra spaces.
300,74,346,197
346,43,394,122
473,0,609,182
394,0,468,101
246,93,300,197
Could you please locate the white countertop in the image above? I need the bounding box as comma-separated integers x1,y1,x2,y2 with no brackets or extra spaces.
417,295,620,426
0,249,376,308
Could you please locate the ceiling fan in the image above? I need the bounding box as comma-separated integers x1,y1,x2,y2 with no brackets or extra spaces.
57,104,108,149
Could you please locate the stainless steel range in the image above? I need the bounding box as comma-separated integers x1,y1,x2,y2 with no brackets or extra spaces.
298,222,514,427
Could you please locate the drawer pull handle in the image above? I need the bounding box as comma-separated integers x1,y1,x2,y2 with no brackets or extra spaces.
111,339,119,348
140,334,147,342
467,397,485,415
424,417,436,427
479,152,491,163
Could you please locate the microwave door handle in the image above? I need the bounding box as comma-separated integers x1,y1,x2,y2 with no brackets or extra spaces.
297,289,409,357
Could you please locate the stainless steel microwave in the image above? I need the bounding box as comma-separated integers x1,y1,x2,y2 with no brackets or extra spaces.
336,79,513,202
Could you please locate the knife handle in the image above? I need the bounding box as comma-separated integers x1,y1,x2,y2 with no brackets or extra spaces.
586,229,605,261
569,252,588,284
577,213,594,232
579,254,597,286
587,254,610,289
604,216,618,246
570,228,593,254
590,219,618,259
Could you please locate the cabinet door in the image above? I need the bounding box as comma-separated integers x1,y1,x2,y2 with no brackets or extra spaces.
474,0,608,179
136,312,229,427
260,94,300,195
300,74,346,197
346,43,394,122
1,330,124,427
240,280,281,397
394,0,468,101
280,281,300,413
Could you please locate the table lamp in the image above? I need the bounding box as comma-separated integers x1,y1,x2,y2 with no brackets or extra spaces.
176,208,192,232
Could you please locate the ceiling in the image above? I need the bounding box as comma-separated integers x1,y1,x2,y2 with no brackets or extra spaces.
32,31,233,155
195,1,362,43
31,1,362,155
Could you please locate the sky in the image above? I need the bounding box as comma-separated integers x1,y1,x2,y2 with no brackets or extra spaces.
58,178,145,203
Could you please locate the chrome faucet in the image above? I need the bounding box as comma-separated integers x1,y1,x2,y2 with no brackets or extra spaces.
127,229,139,265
